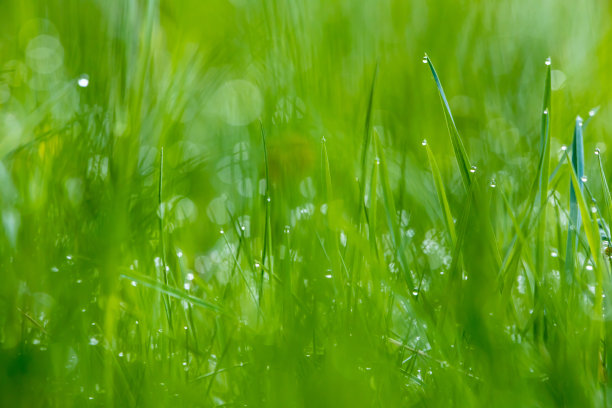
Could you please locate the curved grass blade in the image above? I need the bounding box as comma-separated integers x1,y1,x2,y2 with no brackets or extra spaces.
423,54,472,191
120,273,225,313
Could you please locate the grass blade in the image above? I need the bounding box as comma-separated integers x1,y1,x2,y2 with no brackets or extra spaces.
120,273,225,313
424,141,456,244
423,54,472,191
564,117,585,282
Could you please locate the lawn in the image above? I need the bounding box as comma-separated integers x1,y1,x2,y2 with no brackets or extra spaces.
1,0,612,406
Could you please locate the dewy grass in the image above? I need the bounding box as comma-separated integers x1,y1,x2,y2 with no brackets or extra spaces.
2,1,612,407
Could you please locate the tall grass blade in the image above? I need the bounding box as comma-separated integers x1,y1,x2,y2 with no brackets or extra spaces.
424,142,456,244
564,117,585,283
423,54,472,191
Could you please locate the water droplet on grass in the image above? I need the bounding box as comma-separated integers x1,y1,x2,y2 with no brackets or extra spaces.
561,145,567,151
421,139,427,146
422,55,428,63
581,175,588,183
89,337,99,346
586,264,594,271
545,57,551,66
77,74,89,87
595,148,601,155
131,281,137,287
489,179,496,188
551,251,558,258
469,166,477,173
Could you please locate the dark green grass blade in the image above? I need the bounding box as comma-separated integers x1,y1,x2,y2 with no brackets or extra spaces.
423,54,472,191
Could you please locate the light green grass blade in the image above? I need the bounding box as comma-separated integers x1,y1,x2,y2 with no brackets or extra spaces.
357,64,379,223
564,150,600,269
369,158,380,257
424,141,456,245
373,129,413,289
564,117,585,282
120,273,225,313
535,62,552,276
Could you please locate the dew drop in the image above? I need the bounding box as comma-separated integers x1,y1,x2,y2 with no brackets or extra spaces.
586,264,594,271
489,179,496,188
581,175,588,183
219,229,224,234
595,148,601,155
543,108,549,115
421,139,427,146
77,74,89,88
469,166,477,173
561,145,567,151
545,57,551,66
89,337,99,346
324,274,332,279
422,55,428,64
131,281,137,287
551,251,558,258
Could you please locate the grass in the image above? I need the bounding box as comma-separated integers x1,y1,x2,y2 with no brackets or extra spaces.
2,0,612,406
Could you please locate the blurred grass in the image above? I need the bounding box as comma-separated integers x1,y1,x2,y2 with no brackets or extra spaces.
2,0,612,406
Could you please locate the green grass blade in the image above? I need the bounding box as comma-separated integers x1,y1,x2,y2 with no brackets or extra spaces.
373,129,412,289
535,63,552,276
357,63,379,223
120,273,225,313
564,149,600,268
423,54,472,191
564,117,585,282
424,141,456,244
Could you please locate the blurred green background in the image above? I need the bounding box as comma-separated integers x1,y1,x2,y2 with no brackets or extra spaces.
1,0,612,406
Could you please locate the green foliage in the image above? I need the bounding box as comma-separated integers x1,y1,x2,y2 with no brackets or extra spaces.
1,0,612,406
